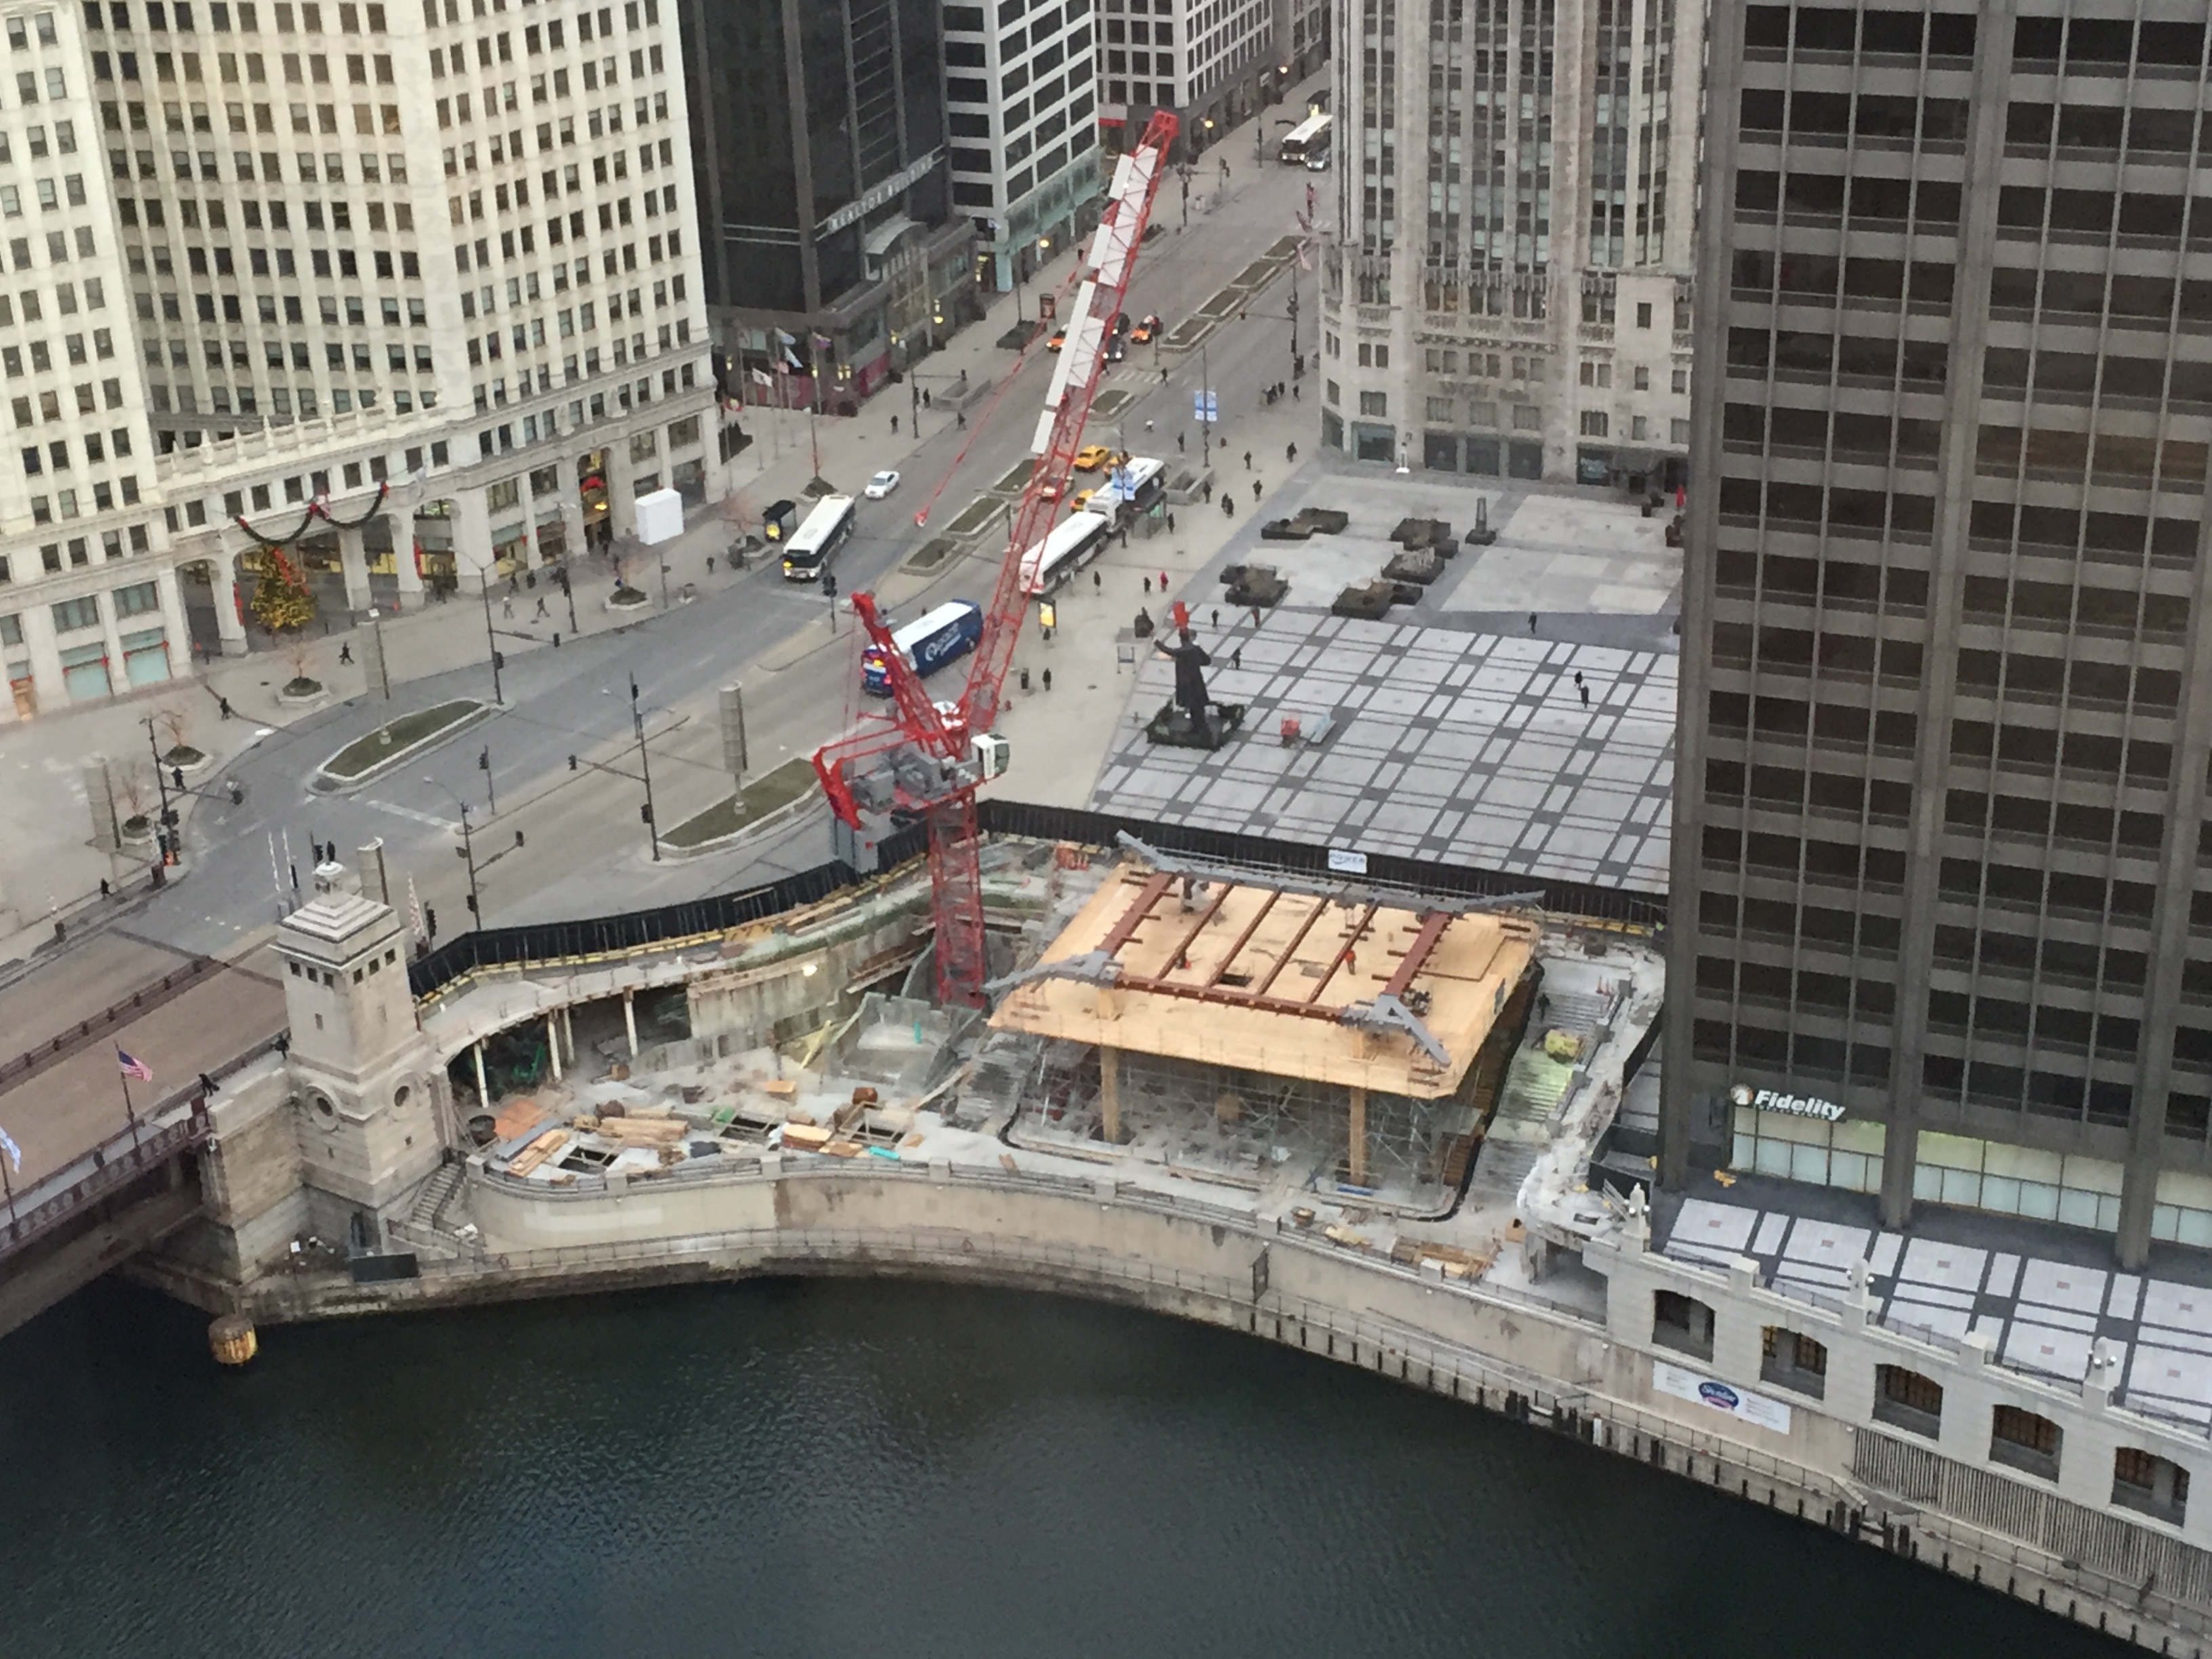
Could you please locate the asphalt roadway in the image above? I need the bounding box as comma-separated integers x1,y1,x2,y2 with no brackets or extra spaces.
107,164,1320,966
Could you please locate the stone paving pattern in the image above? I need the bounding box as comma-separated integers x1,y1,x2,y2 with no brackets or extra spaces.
1089,466,1679,893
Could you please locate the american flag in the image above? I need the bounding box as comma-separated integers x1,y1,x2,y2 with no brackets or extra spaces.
117,1049,154,1083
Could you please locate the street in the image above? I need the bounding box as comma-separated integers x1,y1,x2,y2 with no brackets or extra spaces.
3,96,1326,975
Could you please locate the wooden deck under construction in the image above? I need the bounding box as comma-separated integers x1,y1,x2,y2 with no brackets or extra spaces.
991,861,1538,1097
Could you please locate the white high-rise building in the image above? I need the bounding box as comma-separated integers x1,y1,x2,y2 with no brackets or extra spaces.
1315,0,1702,489
946,0,1105,291
0,0,731,721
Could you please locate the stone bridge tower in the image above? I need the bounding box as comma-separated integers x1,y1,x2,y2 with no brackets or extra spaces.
274,885,445,1243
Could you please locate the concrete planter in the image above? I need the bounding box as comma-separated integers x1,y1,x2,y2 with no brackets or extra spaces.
277,678,328,708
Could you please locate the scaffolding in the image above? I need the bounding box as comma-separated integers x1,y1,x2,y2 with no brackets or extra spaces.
1008,1037,1492,1212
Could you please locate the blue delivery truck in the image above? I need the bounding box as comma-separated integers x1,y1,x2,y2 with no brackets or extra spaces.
861,600,985,697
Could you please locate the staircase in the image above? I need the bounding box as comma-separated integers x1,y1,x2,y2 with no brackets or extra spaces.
407,1160,466,1232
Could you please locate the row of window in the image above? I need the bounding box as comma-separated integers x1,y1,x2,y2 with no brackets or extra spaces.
0,525,155,591
470,359,694,454
22,474,142,522
8,377,127,424
422,0,654,37
83,1,392,35
430,45,659,129
471,325,685,408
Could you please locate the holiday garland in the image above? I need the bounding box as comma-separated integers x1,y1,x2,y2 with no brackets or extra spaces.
234,483,392,633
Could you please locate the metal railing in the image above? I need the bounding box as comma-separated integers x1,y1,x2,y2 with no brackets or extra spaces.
0,954,221,1090
0,1031,285,1266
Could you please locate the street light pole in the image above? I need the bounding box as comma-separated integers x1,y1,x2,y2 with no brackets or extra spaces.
630,672,661,862
144,714,176,877
478,573,504,705
425,776,484,922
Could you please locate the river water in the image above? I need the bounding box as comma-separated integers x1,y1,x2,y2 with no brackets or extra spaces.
0,1276,2125,1659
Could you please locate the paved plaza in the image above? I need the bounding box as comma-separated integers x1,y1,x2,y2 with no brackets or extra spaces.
1088,462,1679,893
1663,1189,2212,1421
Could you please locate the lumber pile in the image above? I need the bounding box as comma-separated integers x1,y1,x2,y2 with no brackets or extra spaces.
507,1128,569,1177
781,1122,832,1151
576,1111,689,1149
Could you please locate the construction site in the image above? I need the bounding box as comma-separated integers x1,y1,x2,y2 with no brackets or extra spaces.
417,830,1664,1306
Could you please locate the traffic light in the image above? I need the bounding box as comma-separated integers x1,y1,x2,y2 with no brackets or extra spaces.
567,754,578,771
425,906,438,940
822,572,838,600
478,747,490,772
493,650,505,670
552,632,560,648
465,892,479,914
640,803,654,825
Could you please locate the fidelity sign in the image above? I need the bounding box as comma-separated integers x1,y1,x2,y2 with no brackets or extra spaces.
1730,1083,1845,1123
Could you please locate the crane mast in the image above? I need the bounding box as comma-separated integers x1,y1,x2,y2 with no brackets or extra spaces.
813,110,1181,1008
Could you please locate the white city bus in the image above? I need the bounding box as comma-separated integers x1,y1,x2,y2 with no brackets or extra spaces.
780,494,857,581
1278,112,1332,169
1018,510,1115,596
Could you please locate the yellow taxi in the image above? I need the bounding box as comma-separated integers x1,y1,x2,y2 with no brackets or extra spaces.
1073,445,1115,471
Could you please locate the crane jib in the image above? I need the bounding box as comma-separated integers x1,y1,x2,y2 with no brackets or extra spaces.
810,110,1183,1006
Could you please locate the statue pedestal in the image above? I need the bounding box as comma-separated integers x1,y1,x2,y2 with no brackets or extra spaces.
1144,700,1244,751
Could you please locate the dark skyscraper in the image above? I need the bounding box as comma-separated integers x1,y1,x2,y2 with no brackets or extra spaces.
1666,0,2212,1268
680,0,976,407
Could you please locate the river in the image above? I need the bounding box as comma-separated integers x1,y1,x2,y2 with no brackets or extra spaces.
0,1276,2125,1658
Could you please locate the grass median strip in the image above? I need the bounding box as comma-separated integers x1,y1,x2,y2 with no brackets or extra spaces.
663,757,821,850
901,537,958,574
319,699,485,783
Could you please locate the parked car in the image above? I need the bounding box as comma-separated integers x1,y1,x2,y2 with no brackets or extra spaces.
863,470,901,499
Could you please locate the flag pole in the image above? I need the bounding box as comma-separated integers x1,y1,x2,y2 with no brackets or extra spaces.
0,1154,16,1241
119,1067,141,1149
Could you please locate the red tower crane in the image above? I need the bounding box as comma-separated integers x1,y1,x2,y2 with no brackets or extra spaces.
812,109,1181,1008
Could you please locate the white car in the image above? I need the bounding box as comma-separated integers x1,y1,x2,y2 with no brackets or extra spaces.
863,469,901,499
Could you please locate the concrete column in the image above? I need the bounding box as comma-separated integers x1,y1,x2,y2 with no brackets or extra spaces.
152,562,192,685
1098,1043,1121,1145
211,548,249,656
560,1004,575,1065
336,523,372,613
1347,1084,1368,1186
622,987,638,1056
472,1038,491,1109
93,587,128,705
390,512,424,603
546,1013,562,1080
18,600,63,714
453,489,497,586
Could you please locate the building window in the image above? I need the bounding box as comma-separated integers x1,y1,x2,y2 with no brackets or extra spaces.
1633,365,1650,391
1873,1364,1943,1438
1579,410,1608,437
1673,368,1687,394
1671,419,1691,445
1357,390,1386,417
1652,1290,1714,1360
2113,1448,2190,1525
1425,396,1452,422
50,593,101,632
1990,1406,2062,1481
1759,1326,1827,1397
1635,300,1652,327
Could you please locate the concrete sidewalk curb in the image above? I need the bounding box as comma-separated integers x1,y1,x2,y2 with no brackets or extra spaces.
659,789,820,863
309,700,494,796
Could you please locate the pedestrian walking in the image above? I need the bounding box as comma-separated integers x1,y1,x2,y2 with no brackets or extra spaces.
1093,569,1103,590
1528,611,1538,632
1042,668,1052,691
1160,367,1170,383
1292,383,1300,401
1177,431,1187,453
891,415,900,434
1158,570,1168,592
1231,645,1242,670
535,596,550,618
1203,480,1214,503
218,695,233,720
957,410,966,428
1579,683,1590,708
1223,495,1235,518
1243,449,1252,470
1252,480,1261,502
1168,512,1176,533
1286,441,1297,462
502,595,514,618
1250,606,1261,626
1144,575,1153,594
338,642,353,664
1574,671,1584,689
1211,607,1220,628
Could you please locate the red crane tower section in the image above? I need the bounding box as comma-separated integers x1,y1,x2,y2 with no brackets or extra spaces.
812,109,1180,1008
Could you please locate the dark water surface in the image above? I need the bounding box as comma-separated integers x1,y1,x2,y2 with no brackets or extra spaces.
0,1276,2126,1659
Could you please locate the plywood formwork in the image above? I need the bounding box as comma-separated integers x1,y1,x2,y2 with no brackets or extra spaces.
990,861,1538,1099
